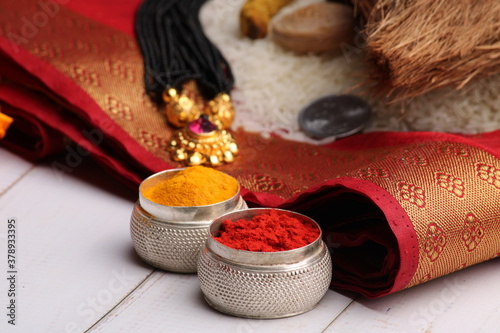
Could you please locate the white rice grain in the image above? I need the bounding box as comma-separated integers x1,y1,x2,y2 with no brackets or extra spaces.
201,0,500,142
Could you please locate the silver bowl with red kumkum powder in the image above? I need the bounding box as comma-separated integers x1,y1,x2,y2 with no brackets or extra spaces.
130,168,247,273
197,208,332,318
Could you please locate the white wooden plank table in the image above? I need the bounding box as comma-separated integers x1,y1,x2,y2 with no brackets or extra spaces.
0,146,499,333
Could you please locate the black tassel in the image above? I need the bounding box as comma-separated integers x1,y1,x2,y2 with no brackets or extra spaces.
135,0,234,103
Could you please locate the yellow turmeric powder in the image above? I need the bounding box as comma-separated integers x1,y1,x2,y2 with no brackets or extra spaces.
143,166,239,207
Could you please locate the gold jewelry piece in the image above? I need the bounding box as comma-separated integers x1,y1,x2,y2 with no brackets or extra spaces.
163,85,203,128
206,93,235,130
168,115,239,166
164,81,238,167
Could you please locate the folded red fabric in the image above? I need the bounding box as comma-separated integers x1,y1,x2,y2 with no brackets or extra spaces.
1,0,499,298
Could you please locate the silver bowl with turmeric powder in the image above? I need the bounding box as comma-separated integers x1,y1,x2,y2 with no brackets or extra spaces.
197,208,332,319
130,166,247,273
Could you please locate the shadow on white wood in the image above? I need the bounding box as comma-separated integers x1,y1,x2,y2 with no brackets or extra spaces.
0,156,152,332
324,258,500,333
87,270,354,333
0,147,33,195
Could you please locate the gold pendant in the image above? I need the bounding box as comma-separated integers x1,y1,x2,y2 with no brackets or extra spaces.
168,115,239,166
164,81,238,167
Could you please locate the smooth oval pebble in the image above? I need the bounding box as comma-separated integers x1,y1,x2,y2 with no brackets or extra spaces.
299,95,371,139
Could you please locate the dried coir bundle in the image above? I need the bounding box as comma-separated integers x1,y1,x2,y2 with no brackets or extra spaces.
354,0,500,102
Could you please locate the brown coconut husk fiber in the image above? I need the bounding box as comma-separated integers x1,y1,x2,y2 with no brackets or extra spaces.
353,0,500,103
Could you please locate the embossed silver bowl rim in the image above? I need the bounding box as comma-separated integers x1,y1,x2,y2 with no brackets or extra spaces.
139,168,241,223
207,208,323,266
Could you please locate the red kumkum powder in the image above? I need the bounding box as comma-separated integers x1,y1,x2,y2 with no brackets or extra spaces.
214,209,320,252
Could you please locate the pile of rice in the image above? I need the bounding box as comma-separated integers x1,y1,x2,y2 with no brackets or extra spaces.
201,0,500,143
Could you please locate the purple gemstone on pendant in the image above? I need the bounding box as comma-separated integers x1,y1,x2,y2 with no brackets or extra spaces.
189,115,217,134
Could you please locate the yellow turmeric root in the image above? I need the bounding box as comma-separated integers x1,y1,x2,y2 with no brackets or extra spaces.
240,0,294,39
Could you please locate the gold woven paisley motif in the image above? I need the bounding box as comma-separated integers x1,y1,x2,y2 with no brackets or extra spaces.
346,142,500,288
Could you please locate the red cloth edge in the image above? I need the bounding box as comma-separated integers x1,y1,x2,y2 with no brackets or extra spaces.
329,130,500,157
0,84,145,186
0,36,172,178
327,177,419,296
63,0,141,36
